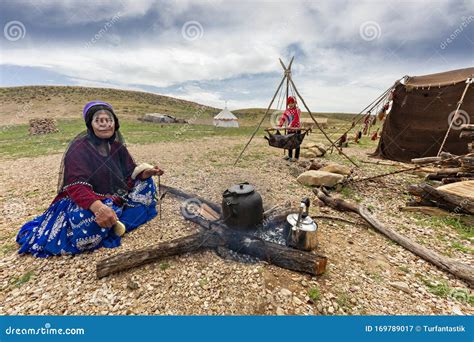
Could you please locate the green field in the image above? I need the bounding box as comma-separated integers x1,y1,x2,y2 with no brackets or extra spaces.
0,119,262,159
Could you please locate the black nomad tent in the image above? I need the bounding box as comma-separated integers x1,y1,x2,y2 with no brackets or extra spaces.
374,67,474,162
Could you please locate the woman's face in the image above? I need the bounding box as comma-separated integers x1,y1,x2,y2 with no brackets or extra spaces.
288,102,296,109
91,111,115,139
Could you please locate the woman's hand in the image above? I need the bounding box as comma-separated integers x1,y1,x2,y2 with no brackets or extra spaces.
141,165,164,179
90,200,118,228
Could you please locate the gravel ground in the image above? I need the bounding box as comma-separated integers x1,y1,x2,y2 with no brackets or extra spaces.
0,135,472,315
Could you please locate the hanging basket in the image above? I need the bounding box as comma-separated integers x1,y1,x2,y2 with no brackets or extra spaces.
264,128,310,150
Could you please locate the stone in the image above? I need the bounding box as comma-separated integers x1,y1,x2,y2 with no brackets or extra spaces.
308,160,327,170
297,170,345,187
300,150,317,159
319,163,352,176
280,288,292,297
327,306,335,314
276,307,285,315
389,281,411,294
310,147,325,157
126,279,139,290
302,143,318,149
293,296,303,305
452,306,464,315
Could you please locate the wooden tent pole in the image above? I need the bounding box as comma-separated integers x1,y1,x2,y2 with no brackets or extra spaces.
280,57,293,156
288,76,359,167
284,78,289,157
233,73,288,165
437,80,472,156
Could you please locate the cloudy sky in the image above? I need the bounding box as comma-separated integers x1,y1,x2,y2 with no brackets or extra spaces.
0,0,472,112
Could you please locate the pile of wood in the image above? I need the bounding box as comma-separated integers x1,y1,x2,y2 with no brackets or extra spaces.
412,152,474,184
407,181,474,215
28,118,59,135
460,124,474,152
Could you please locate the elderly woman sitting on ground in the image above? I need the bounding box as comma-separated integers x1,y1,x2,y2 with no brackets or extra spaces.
16,101,164,257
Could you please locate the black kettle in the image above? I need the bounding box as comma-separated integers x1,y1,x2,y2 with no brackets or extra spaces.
222,182,263,231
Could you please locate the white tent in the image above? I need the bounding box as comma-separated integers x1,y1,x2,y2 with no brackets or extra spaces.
213,106,239,128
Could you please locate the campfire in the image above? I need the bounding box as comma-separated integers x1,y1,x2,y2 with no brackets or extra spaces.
96,183,327,279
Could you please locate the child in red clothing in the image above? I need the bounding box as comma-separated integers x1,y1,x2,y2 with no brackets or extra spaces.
278,96,301,161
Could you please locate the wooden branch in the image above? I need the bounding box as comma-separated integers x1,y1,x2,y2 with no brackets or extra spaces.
361,159,405,167
313,215,358,225
425,168,464,180
400,206,451,217
439,152,458,159
313,188,358,212
460,131,474,139
358,206,474,287
97,232,216,278
216,227,327,275
441,177,474,184
199,203,220,220
412,156,442,165
314,188,474,287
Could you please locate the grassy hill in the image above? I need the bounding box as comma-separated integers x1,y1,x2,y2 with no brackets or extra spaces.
0,86,358,158
0,86,357,127
0,86,221,126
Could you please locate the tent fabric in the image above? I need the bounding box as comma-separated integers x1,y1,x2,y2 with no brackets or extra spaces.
374,69,474,162
214,107,238,120
404,67,474,88
213,107,239,128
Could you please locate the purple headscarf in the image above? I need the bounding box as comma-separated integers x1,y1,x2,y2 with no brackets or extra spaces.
82,101,114,120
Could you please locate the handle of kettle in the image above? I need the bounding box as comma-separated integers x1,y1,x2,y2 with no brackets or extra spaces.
224,199,239,216
301,197,310,218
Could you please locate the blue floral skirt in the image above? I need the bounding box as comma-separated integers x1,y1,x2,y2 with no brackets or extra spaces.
16,178,157,257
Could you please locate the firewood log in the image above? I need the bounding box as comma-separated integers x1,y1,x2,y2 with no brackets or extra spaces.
314,188,474,287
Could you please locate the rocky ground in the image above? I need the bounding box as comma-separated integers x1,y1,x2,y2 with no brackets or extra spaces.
0,135,473,315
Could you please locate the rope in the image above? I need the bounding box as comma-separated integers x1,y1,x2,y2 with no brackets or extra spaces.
347,153,472,183
331,76,408,144
436,79,472,156
339,88,390,141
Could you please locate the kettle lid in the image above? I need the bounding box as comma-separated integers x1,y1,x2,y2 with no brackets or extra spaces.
225,182,255,195
286,213,318,232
